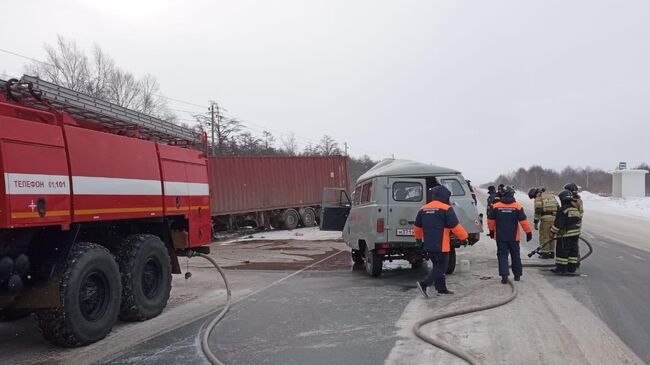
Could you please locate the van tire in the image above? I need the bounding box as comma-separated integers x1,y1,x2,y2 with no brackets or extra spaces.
364,247,382,277
446,247,456,274
351,249,364,264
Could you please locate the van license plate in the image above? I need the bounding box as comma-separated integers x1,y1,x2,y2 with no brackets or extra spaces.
396,229,414,236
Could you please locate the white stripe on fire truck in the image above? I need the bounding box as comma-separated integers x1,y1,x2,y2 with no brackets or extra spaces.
72,176,163,195
163,181,210,196
4,173,209,196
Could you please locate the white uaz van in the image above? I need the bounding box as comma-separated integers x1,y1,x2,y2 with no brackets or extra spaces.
321,159,482,277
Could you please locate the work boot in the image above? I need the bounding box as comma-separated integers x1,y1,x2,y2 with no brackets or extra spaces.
501,276,508,284
416,281,429,299
514,275,521,281
548,252,555,259
437,290,454,295
551,267,567,275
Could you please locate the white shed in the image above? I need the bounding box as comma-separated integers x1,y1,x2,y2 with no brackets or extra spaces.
611,169,648,198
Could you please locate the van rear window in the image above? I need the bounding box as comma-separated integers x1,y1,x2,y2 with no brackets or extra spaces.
360,182,372,203
393,182,423,202
441,179,466,196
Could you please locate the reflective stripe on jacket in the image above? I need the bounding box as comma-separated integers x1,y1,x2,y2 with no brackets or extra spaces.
487,201,532,241
551,205,582,237
414,200,469,253
534,192,559,222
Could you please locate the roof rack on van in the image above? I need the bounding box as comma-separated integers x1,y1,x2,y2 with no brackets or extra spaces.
357,159,460,182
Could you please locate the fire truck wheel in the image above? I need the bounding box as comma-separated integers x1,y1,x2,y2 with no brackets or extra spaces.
36,242,122,347
300,207,317,227
0,306,31,321
282,209,300,230
116,234,172,322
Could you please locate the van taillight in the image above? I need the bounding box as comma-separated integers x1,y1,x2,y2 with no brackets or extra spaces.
376,218,385,233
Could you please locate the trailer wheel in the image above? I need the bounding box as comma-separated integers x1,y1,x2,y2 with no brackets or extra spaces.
364,247,383,277
282,209,299,230
300,207,317,227
351,249,364,264
36,242,121,347
446,247,456,274
115,234,171,322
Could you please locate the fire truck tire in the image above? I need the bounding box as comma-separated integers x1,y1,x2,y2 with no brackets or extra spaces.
115,234,171,322
282,209,299,230
36,242,122,347
300,207,317,227
0,306,31,321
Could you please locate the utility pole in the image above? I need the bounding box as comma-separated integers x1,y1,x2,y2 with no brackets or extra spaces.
209,103,215,156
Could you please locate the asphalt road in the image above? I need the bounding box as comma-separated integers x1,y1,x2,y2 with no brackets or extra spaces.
490,190,650,364
108,260,423,365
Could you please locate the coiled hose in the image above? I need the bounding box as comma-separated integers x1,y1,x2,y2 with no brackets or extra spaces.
412,237,593,364
198,253,232,365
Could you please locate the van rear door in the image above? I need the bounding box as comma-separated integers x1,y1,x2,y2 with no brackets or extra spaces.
320,188,351,231
387,178,425,242
438,175,482,235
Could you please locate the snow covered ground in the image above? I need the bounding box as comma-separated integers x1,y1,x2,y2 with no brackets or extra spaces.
580,191,650,220
223,227,343,243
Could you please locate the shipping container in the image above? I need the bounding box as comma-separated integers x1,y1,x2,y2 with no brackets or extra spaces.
208,156,349,231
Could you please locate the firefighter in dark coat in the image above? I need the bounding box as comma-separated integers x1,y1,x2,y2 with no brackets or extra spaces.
488,186,533,283
414,185,469,298
486,185,497,216
551,190,583,274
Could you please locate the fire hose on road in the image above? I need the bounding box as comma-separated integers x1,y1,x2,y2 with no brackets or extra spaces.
412,237,594,365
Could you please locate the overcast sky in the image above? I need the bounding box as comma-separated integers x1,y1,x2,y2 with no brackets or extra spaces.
1,0,649,182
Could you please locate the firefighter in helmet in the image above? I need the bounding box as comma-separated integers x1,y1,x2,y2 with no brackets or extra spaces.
550,190,583,274
528,187,559,259
564,182,584,215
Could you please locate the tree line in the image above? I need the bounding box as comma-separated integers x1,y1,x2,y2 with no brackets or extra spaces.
23,36,379,186
485,164,650,195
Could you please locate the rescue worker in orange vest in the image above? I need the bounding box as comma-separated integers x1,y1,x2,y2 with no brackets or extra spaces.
488,186,533,283
528,187,559,259
414,185,469,298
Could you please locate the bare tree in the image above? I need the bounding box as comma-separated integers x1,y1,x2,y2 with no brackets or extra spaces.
317,135,341,156
302,142,318,156
194,111,242,155
262,130,275,151
281,133,298,155
25,35,171,119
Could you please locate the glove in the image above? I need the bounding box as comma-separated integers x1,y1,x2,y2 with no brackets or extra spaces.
526,232,533,242
489,231,495,239
461,239,469,247
534,221,539,230
415,239,423,248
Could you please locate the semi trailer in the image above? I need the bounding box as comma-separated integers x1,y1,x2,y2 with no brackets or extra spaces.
209,155,349,232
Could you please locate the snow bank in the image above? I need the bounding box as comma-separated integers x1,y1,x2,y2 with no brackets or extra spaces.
234,227,342,242
580,191,650,220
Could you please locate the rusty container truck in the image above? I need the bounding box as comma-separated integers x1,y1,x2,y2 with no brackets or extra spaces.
209,156,349,231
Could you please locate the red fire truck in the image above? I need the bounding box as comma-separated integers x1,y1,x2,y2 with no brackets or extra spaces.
0,76,212,346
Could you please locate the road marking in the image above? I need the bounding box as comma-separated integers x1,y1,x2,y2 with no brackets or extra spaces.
630,254,646,261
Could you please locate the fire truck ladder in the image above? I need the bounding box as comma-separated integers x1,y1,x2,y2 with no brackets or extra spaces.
2,75,201,146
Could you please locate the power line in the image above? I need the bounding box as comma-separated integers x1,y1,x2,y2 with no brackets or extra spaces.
0,47,208,109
